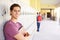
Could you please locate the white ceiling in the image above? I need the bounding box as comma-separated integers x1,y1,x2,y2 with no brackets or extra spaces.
40,0,60,5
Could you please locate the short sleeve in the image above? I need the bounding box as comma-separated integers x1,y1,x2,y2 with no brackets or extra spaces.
19,22,23,27
18,22,23,30
5,23,19,38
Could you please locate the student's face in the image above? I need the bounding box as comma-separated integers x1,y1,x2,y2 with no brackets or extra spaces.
10,7,21,19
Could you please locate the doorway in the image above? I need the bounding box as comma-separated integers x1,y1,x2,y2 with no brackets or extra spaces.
41,8,54,20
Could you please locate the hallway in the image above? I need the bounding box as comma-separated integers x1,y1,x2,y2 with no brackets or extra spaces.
0,0,60,40
29,20,60,40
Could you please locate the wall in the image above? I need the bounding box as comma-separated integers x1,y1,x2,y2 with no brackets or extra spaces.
54,7,60,24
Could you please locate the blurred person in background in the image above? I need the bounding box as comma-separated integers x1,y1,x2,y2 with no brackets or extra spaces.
36,12,42,32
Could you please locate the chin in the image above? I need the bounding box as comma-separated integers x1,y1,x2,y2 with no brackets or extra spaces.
14,17,18,19
16,17,18,19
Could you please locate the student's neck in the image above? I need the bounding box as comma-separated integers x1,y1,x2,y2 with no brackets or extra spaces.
11,18,17,23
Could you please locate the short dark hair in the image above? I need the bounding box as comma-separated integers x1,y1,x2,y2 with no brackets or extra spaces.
37,12,38,14
10,3,21,11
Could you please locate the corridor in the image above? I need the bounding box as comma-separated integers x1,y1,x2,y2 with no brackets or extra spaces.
0,0,60,40
29,20,60,40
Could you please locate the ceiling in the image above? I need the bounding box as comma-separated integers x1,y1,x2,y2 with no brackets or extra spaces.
40,0,60,5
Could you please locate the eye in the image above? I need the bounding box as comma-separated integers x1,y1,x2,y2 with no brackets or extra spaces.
18,10,20,12
14,10,16,12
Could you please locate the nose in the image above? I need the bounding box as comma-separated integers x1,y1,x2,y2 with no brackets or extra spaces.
16,11,20,15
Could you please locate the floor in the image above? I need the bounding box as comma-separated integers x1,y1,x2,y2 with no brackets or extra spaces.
29,20,60,40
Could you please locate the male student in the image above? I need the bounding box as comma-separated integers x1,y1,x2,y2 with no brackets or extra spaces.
37,12,42,32
4,3,29,40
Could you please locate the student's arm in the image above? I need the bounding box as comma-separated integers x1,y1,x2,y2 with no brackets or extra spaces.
14,32,28,40
19,27,26,33
19,27,30,37
14,27,30,40
18,23,30,37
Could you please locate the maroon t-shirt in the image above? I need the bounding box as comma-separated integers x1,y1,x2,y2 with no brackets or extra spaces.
4,20,23,40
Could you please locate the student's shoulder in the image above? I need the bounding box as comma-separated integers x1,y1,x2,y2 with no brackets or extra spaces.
5,20,13,26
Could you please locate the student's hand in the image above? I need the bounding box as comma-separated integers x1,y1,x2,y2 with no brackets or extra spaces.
24,32,30,37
